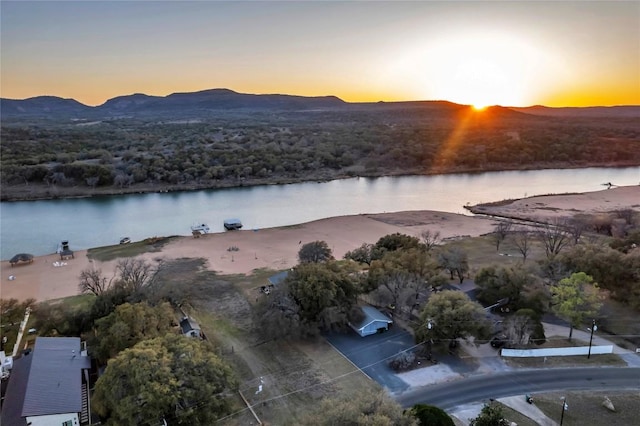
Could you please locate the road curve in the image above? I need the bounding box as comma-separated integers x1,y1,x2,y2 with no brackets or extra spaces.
396,367,640,409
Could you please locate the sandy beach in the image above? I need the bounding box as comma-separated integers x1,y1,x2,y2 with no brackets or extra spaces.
1,186,638,303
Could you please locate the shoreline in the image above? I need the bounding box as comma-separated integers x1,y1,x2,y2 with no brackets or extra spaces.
2,164,637,203
1,186,638,303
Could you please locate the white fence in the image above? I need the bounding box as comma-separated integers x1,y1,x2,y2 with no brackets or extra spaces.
501,345,613,358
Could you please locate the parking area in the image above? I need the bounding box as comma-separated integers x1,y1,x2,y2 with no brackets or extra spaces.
325,326,415,393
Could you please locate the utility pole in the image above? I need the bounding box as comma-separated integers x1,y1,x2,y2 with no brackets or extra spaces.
426,319,434,360
587,319,598,359
560,397,568,425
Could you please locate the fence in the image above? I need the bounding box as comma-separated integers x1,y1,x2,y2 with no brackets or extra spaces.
501,345,613,357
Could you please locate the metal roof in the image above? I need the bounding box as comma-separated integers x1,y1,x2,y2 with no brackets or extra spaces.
352,306,393,331
21,337,90,417
268,270,290,286
180,317,200,334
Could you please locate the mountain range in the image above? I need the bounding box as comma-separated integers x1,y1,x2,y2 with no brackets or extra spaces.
1,88,638,119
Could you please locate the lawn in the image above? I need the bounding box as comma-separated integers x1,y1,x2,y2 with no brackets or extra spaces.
534,391,640,426
86,236,178,261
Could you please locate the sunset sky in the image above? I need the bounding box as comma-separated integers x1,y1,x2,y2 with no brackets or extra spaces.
1,1,639,108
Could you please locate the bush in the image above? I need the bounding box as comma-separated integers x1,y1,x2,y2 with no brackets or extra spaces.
389,351,416,372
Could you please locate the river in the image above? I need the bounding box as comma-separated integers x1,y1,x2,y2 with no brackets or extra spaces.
1,167,638,260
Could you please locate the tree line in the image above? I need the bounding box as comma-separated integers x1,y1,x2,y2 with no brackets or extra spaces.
2,108,639,200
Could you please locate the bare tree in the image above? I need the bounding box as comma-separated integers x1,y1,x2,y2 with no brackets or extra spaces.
86,176,99,189
420,230,442,252
615,208,636,226
492,220,512,252
566,215,589,244
78,267,113,296
540,219,571,259
512,228,533,263
504,314,533,348
116,258,158,293
379,270,415,311
437,246,469,283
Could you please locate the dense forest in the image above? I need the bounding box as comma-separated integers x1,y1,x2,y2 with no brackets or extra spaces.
2,98,639,201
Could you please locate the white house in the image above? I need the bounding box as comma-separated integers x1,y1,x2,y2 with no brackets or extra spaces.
349,306,393,337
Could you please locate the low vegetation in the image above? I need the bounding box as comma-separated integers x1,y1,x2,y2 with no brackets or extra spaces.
2,105,639,201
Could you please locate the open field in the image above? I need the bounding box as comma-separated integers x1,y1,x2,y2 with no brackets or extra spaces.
534,391,640,426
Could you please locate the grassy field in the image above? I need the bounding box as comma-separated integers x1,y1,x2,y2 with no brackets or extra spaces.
534,391,640,426
86,236,178,261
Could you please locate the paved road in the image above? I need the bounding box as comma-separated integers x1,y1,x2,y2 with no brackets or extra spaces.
396,367,640,409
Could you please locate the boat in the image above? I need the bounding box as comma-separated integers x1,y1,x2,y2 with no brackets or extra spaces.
223,218,243,231
119,237,131,244
190,223,210,234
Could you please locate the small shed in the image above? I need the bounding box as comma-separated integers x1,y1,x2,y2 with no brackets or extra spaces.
350,306,393,337
262,270,290,294
180,316,202,339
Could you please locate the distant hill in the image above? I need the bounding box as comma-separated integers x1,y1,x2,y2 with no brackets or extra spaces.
0,96,92,116
511,105,640,118
2,88,638,119
1,88,347,119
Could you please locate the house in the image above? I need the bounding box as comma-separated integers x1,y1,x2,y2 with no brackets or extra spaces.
261,270,290,294
349,306,394,337
180,316,202,339
1,337,91,426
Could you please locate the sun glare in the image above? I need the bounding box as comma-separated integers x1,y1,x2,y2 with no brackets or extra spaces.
397,33,560,107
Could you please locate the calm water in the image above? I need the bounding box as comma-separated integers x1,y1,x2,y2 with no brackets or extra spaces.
1,167,638,260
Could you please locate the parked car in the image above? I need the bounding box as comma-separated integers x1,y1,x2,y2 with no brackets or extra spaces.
490,334,507,348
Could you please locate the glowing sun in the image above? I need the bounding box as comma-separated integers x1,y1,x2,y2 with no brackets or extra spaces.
409,33,554,107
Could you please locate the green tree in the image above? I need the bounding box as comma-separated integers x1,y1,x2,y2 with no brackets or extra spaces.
92,302,175,363
415,290,489,347
301,388,417,425
298,240,333,263
288,261,359,331
552,272,602,340
411,404,455,426
373,233,423,260
475,266,536,310
93,334,236,426
344,242,375,265
469,403,509,426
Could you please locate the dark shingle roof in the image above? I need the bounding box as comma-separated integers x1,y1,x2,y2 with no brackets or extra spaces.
21,337,89,417
180,317,200,334
1,354,32,426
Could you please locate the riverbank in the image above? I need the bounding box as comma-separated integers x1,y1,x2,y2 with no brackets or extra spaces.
467,185,640,222
2,186,638,303
2,163,638,202
0,210,498,302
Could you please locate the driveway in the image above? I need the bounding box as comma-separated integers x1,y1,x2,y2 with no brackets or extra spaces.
325,326,415,393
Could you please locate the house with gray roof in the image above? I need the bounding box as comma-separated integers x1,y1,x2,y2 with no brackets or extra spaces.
349,306,394,337
1,337,91,426
180,316,202,339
